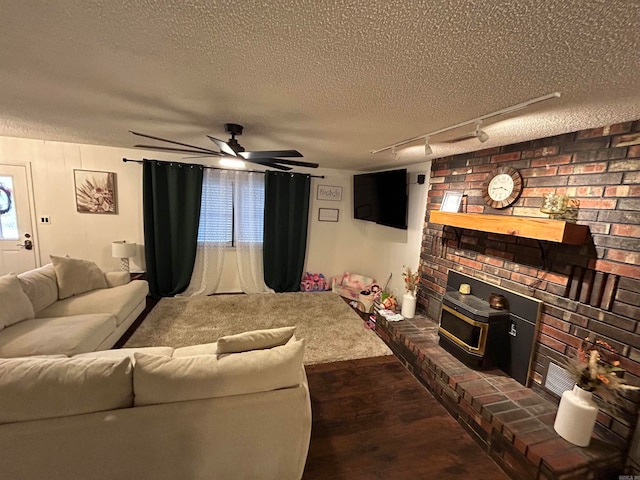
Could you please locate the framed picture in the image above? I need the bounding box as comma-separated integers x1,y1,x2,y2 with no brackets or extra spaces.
317,185,342,201
74,170,117,214
440,191,463,212
318,208,339,222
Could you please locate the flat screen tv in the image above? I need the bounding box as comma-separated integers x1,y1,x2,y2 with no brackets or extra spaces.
353,168,408,229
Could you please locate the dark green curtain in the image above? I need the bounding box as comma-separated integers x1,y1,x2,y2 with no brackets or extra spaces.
263,171,311,292
143,160,203,298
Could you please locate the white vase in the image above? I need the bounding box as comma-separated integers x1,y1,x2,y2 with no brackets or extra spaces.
553,385,598,447
401,292,416,319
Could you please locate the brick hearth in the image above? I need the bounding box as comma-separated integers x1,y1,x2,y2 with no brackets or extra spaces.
374,313,623,480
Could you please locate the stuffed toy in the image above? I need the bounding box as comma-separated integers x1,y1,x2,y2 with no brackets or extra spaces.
300,272,329,292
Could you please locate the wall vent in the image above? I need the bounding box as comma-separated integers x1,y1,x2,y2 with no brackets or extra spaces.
545,362,575,397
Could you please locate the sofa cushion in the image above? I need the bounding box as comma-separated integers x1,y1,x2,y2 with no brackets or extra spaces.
0,356,132,424
172,342,218,357
75,346,175,361
216,326,296,354
36,280,148,326
133,339,305,406
50,255,107,299
17,264,58,313
0,274,35,330
0,314,117,358
105,271,130,288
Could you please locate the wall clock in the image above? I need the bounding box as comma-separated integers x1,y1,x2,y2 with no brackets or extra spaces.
482,167,523,209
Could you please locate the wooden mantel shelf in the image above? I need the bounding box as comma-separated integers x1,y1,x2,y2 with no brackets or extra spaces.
429,211,590,245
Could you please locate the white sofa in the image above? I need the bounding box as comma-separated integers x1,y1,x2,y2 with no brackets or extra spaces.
0,327,311,480
0,256,149,357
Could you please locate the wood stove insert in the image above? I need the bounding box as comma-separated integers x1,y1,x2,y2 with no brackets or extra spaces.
438,290,510,369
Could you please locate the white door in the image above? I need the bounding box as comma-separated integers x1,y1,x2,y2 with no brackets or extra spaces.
0,164,37,275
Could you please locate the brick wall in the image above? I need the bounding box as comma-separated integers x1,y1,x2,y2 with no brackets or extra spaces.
418,120,640,449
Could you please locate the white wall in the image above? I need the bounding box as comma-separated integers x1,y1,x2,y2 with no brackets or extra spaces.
0,135,428,296
0,136,156,273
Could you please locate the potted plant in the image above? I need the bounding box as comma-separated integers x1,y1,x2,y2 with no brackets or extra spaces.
554,337,639,446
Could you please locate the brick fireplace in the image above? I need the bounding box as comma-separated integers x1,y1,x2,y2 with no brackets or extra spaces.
416,120,640,465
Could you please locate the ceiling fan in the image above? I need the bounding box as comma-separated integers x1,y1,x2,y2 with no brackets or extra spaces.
130,123,319,171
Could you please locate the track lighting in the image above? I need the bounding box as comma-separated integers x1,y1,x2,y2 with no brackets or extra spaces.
424,137,433,156
370,92,560,155
475,122,489,143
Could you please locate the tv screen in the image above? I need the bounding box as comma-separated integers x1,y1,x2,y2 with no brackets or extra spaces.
353,168,408,230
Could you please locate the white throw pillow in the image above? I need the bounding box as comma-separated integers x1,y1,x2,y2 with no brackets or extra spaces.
50,255,107,299
133,339,305,406
0,356,133,424
216,326,297,354
0,274,35,329
17,263,59,313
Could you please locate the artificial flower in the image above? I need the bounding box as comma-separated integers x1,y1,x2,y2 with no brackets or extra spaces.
402,266,420,294
565,337,639,406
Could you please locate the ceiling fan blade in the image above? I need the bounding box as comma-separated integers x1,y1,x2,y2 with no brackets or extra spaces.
134,144,221,156
240,150,303,160
130,131,218,154
246,159,292,171
206,135,240,157
266,158,319,168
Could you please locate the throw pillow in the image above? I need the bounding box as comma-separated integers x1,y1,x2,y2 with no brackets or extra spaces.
0,274,35,330
0,356,133,424
50,255,107,299
216,326,296,354
133,339,305,406
17,263,59,313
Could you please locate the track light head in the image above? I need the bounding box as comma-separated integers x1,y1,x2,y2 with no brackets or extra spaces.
475,122,489,143
424,137,433,156
391,146,398,160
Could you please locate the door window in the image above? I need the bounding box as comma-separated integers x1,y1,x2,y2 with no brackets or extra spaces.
0,176,18,240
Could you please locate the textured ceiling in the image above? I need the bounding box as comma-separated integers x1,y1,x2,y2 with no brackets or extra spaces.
0,0,639,171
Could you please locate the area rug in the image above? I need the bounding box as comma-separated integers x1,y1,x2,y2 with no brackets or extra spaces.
124,291,392,364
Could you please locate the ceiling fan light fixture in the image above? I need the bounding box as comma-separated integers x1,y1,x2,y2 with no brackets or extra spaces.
219,157,246,169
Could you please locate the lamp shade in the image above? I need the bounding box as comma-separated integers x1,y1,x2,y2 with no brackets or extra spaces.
112,241,137,259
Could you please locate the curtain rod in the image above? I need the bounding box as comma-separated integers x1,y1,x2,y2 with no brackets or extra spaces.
122,158,325,178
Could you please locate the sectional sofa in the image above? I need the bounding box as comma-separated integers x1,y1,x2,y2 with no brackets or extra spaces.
0,327,312,480
0,255,148,357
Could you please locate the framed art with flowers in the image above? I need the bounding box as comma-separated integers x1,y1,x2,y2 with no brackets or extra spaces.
74,170,117,214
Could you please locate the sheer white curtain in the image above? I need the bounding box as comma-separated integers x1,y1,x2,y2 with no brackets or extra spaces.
178,169,233,297
234,171,273,294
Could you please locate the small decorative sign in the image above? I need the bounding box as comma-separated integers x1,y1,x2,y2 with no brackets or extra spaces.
318,208,339,222
317,185,342,201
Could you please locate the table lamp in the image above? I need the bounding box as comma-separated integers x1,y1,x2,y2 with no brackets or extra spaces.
111,241,137,272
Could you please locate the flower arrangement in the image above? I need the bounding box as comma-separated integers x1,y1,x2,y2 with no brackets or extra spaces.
402,266,420,295
566,336,639,405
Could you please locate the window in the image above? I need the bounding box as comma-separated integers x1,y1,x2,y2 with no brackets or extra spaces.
197,170,265,246
0,176,18,240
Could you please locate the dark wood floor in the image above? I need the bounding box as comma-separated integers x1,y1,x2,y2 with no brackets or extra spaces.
303,355,509,480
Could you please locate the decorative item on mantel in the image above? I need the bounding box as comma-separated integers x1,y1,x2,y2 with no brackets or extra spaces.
554,337,640,447
540,193,580,223
401,265,419,319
